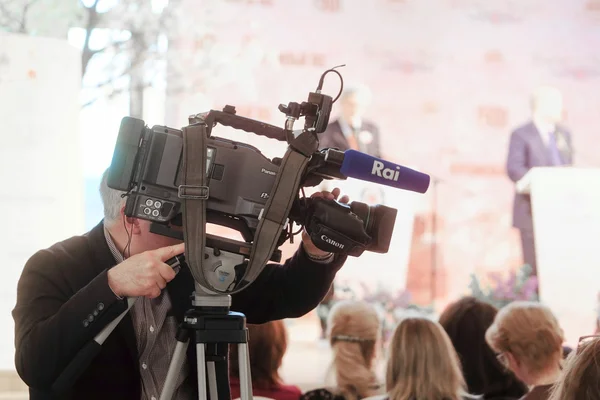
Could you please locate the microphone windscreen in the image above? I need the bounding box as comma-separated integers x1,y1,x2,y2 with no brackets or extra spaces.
340,150,430,194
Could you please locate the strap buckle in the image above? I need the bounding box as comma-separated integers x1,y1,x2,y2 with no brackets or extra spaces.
178,185,209,200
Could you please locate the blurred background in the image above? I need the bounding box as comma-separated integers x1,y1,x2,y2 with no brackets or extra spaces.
1,0,600,398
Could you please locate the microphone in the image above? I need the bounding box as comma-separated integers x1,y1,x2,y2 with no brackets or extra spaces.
339,150,430,194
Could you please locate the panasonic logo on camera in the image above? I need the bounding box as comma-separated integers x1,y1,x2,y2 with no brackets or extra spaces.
321,235,344,249
261,168,276,176
371,160,400,181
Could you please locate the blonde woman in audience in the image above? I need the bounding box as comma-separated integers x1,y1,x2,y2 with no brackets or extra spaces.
548,335,600,400
381,317,473,400
486,302,564,400
301,300,383,400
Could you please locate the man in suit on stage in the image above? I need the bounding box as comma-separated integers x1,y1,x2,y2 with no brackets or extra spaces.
506,86,574,282
319,85,382,158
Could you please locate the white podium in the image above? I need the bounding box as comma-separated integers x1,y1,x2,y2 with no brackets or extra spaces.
517,167,600,346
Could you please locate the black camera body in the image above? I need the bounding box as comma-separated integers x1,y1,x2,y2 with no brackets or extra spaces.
110,115,285,243
108,106,397,257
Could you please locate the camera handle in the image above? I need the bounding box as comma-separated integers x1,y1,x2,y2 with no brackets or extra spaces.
195,106,287,142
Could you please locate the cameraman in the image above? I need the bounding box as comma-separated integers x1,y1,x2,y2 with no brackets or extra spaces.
13,169,349,400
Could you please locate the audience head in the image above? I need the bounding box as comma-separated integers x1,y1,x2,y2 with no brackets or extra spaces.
386,317,467,400
230,320,288,389
531,85,563,124
327,300,382,400
549,336,600,400
439,297,527,398
486,301,564,386
340,84,373,124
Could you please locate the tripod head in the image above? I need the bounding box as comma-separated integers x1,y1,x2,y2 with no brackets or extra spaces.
191,281,232,310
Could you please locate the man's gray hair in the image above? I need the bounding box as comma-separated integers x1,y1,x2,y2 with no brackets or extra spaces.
340,84,373,105
99,168,126,225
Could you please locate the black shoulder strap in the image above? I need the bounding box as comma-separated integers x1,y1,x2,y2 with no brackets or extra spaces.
179,122,318,294
180,123,211,290
239,130,319,287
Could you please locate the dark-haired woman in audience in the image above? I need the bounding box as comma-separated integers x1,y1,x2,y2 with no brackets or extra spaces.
301,301,384,400
486,302,564,400
439,297,527,399
549,335,600,400
230,320,302,400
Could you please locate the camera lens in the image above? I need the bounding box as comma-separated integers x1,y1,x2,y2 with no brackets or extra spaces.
350,202,397,253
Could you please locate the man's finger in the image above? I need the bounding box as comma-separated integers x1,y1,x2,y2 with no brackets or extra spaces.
149,286,161,299
320,191,335,200
155,275,167,290
155,242,185,262
158,262,177,282
339,195,350,204
330,187,341,199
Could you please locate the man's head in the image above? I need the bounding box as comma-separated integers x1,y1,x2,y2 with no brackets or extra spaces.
531,85,563,124
100,168,183,256
339,84,373,126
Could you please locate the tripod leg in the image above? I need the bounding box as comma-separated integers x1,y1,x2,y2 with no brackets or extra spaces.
207,361,218,400
197,343,208,400
160,339,189,400
214,343,231,400
238,343,253,400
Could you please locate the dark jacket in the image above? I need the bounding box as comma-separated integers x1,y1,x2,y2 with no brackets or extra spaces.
13,221,345,399
318,119,381,158
506,121,573,230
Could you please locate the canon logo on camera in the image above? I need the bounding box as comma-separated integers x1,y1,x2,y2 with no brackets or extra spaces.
321,234,344,249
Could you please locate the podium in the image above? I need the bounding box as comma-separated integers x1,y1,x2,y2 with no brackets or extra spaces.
517,167,600,346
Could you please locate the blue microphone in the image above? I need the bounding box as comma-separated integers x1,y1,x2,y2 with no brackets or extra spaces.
339,150,430,194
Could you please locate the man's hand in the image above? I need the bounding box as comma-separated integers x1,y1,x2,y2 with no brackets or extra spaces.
302,187,350,258
107,242,185,299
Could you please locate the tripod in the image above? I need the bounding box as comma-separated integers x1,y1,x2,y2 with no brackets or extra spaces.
160,283,253,400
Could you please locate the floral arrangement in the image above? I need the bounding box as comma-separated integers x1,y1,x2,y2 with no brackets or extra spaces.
469,264,539,308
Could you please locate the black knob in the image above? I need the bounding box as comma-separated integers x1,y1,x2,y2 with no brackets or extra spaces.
223,105,236,114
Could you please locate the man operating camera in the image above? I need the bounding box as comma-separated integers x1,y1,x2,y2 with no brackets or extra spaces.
13,169,349,400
